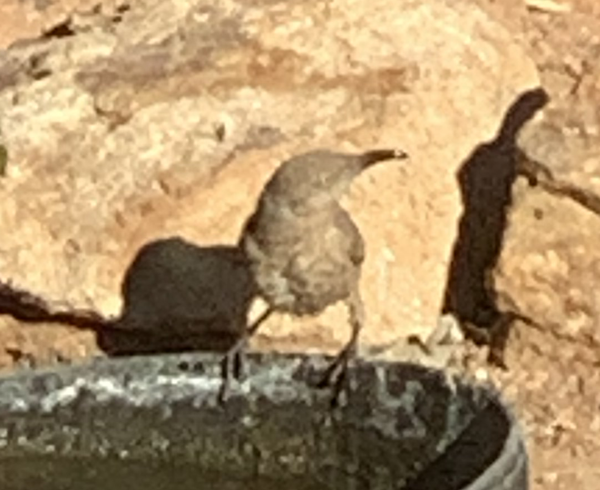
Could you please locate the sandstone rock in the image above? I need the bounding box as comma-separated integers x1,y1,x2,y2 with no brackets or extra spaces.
0,0,539,360
491,8,600,349
495,178,600,344
0,0,129,49
494,114,600,349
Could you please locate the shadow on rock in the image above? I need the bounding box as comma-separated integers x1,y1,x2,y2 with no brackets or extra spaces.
99,237,257,356
441,87,549,364
0,236,257,359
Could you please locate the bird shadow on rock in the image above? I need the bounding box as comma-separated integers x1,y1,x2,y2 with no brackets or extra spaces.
0,236,257,361
98,236,257,356
441,87,550,367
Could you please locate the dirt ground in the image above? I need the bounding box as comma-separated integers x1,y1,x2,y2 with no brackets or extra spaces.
1,1,599,489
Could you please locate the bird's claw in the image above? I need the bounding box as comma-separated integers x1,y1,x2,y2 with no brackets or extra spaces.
217,340,246,405
316,347,354,408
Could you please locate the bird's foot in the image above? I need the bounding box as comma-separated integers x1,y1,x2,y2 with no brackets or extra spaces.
317,348,349,388
217,337,246,405
486,316,513,370
406,334,433,355
458,313,513,370
317,347,355,408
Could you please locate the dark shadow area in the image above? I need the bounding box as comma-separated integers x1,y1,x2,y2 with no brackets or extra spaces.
100,237,257,356
39,3,131,41
41,20,76,40
0,280,105,328
0,237,257,358
441,87,550,362
402,397,513,490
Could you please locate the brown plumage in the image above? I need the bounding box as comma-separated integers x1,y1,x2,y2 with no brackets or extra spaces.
219,148,408,403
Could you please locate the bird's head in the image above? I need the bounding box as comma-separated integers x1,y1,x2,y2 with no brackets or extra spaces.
262,148,409,211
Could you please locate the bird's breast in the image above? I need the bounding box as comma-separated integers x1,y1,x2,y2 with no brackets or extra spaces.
241,209,362,315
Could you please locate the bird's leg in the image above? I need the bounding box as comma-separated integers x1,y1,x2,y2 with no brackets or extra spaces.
218,307,274,404
317,288,365,403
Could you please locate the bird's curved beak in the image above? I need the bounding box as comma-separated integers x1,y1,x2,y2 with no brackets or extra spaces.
360,148,409,168
392,149,409,160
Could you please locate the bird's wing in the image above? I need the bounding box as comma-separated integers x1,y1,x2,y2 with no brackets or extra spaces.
332,207,365,266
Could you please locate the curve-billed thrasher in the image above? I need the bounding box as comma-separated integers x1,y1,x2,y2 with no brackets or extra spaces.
220,148,408,403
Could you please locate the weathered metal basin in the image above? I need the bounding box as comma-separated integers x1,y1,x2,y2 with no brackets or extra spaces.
0,353,528,490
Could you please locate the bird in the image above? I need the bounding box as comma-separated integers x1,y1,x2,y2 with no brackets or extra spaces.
219,148,409,404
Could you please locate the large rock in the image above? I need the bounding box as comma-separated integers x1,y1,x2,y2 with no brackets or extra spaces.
0,0,127,49
491,7,600,347
0,0,539,361
494,80,600,348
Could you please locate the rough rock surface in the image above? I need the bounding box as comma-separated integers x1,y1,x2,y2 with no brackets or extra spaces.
0,0,128,50
4,1,600,488
466,3,600,490
494,6,600,346
0,0,539,357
